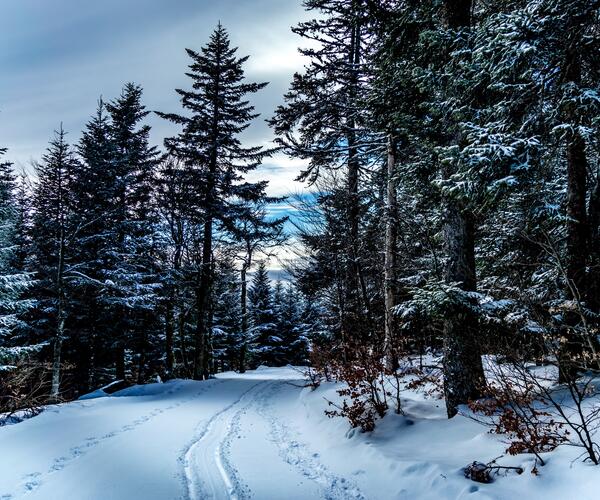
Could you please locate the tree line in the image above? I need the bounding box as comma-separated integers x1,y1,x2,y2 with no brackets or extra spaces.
2,0,600,428
0,25,310,405
273,0,600,419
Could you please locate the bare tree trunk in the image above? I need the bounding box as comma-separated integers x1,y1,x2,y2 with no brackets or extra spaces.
50,321,63,401
178,302,189,375
384,134,399,370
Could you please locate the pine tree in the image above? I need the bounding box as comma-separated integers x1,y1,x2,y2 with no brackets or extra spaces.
274,282,310,366
0,150,35,369
270,0,379,347
69,85,161,387
156,156,196,378
32,127,79,400
157,23,272,379
104,83,161,383
231,202,286,372
248,261,278,367
210,257,241,372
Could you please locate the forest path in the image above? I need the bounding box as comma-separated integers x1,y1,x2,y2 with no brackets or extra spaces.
0,367,365,500
2,366,595,500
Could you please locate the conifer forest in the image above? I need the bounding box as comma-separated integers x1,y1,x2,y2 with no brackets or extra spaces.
1,1,600,499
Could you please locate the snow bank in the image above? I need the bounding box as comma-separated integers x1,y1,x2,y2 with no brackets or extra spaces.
1,366,599,499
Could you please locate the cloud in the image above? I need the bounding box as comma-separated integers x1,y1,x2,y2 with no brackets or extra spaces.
0,0,311,200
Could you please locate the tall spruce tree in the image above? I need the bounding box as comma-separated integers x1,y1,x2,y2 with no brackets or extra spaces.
32,127,78,400
105,83,161,383
157,23,272,379
70,85,160,386
270,0,378,348
70,100,115,391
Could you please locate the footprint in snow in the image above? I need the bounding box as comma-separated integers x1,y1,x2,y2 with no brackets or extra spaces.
50,457,68,471
22,472,42,492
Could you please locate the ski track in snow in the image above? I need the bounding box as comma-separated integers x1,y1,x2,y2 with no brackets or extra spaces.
256,381,366,500
4,375,368,500
2,380,224,499
181,381,267,500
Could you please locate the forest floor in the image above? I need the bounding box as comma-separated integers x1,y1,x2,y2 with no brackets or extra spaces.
0,366,598,499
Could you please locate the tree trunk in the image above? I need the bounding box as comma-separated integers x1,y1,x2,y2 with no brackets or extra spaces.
239,263,249,373
137,326,147,384
559,50,592,382
115,346,126,380
165,298,174,376
194,216,213,380
344,3,371,343
50,331,63,402
50,295,65,400
178,302,189,375
588,171,600,311
441,0,484,418
50,225,67,402
87,327,96,392
565,130,589,299
384,134,399,370
442,203,485,417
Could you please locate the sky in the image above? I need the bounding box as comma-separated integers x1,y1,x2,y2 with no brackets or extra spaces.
0,0,311,200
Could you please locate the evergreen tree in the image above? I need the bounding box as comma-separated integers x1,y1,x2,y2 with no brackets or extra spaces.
31,127,78,399
231,202,286,372
158,23,272,379
210,256,241,372
69,85,161,387
104,83,161,383
274,282,310,366
156,156,196,378
0,150,35,368
270,0,380,347
248,261,278,367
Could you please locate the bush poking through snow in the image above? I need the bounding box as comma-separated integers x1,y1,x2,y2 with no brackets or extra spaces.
316,344,405,431
324,351,389,432
470,358,600,465
0,360,48,426
463,462,492,483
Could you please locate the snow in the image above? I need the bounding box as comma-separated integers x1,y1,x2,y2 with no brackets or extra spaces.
0,367,599,499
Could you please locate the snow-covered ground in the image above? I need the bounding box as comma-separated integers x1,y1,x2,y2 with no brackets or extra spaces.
0,366,598,499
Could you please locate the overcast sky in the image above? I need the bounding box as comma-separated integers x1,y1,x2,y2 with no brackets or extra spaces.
0,0,310,198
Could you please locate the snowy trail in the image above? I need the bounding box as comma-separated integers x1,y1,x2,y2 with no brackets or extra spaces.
1,368,357,500
182,380,264,500
2,366,583,500
254,381,366,500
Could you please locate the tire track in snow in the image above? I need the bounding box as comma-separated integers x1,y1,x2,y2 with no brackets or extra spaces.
181,381,268,500
256,381,366,500
4,380,223,498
